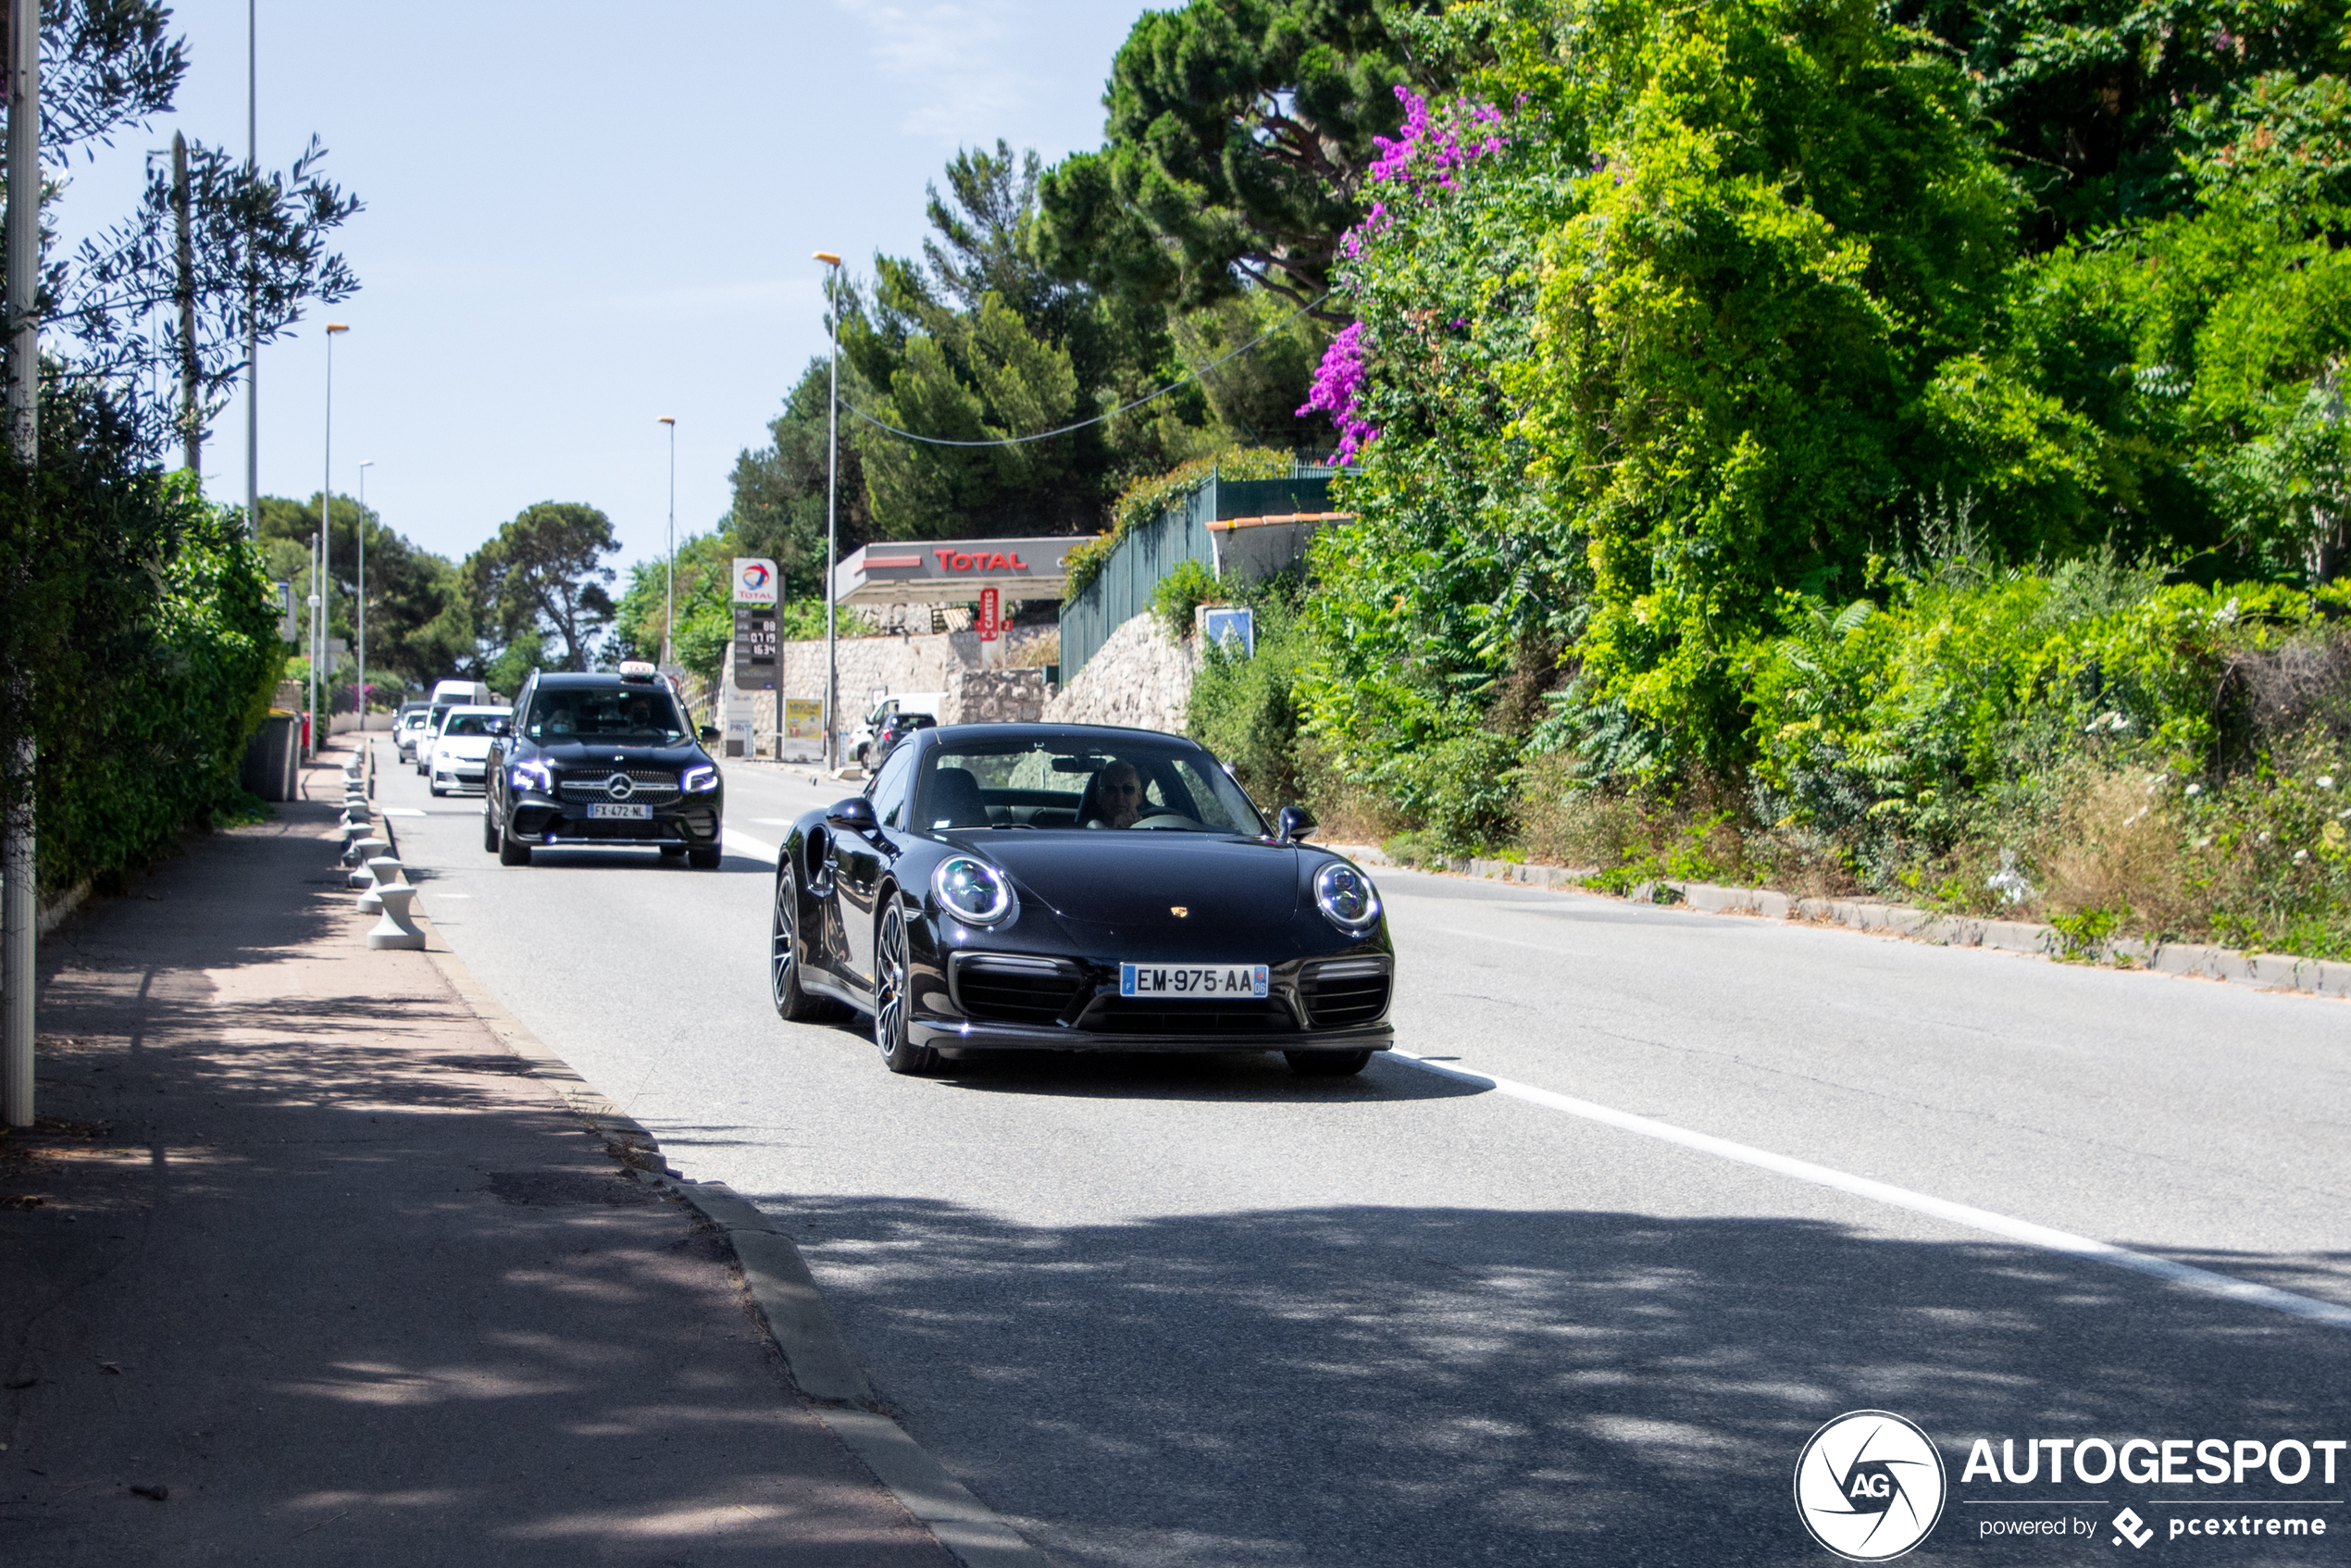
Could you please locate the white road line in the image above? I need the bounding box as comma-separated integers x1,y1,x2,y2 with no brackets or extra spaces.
1390,1050,2351,1331
724,828,778,864
377,807,425,817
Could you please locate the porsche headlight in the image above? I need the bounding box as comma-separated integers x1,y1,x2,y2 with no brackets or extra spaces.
1313,861,1381,933
933,856,1013,925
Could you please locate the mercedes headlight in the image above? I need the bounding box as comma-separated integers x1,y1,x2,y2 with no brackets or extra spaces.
1313,861,1381,933
682,764,718,793
510,760,554,793
932,856,1014,925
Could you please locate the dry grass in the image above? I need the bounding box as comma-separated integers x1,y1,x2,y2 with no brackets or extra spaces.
2034,769,2201,934
1007,628,1060,669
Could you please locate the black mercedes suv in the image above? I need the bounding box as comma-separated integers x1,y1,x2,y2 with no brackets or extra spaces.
482,663,726,867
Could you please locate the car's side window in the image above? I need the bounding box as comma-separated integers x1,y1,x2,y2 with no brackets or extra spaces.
869,746,916,828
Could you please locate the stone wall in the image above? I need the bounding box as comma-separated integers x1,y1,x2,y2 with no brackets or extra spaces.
1040,611,1197,735
729,624,1057,747
944,667,1047,724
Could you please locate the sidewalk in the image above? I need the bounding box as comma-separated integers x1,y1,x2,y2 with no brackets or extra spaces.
0,741,952,1565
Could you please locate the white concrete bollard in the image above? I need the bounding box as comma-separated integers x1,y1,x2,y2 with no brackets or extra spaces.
347,837,388,886
367,884,425,950
356,855,404,913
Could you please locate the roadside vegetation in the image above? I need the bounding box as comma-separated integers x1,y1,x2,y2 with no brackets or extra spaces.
1162,0,2351,963
2,2,357,896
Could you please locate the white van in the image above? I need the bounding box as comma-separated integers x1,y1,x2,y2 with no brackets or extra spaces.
431,679,492,708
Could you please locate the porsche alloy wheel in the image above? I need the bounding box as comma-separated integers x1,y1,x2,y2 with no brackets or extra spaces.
770,871,831,1022
872,902,938,1076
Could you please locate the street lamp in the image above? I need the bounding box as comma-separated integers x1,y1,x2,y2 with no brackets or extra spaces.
815,251,842,772
317,321,346,754
657,416,676,667
356,458,373,730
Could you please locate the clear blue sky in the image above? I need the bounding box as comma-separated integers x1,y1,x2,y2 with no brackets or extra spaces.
55,0,1153,573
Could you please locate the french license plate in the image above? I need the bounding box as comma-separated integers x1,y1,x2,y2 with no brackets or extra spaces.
588,803,653,820
1119,963,1268,999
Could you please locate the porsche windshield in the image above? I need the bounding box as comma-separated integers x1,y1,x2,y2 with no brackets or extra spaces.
913,738,1266,835
526,685,690,743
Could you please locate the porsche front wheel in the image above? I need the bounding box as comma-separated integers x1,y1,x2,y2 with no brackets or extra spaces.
872,902,939,1076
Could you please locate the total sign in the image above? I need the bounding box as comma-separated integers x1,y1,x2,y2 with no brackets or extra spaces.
733,557,778,605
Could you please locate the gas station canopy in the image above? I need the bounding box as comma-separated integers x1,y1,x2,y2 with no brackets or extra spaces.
829,536,1098,607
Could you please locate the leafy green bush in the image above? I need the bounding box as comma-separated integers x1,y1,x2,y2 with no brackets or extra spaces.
2,421,284,897
1150,559,1219,641
1187,583,1313,809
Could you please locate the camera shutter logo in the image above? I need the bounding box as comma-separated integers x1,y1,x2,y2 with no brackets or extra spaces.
1794,1411,1947,1561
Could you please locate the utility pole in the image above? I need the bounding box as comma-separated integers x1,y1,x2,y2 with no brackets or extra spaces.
815,251,842,773
5,0,42,1126
173,131,199,475
356,459,370,724
658,416,676,666
318,322,343,748
308,526,321,755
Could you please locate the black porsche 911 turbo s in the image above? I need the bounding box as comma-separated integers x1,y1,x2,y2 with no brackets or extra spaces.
770,722,1395,1076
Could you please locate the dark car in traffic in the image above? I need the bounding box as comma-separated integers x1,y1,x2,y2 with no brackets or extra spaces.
869,709,936,768
768,722,1394,1076
482,663,726,868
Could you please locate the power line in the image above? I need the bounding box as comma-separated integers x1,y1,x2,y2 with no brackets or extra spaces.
840,292,1333,449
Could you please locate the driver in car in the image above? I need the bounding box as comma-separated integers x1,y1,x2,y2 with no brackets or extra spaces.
1091,761,1145,828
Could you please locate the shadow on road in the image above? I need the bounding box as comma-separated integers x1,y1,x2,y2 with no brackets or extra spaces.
743,1189,2350,1567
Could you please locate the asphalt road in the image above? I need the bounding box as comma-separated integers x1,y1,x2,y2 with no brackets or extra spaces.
374,742,2351,1566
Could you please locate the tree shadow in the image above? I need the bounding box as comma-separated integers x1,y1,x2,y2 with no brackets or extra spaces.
743,1190,2351,1567
3,797,953,1567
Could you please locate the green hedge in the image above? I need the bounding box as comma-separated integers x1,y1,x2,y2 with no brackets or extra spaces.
2,405,284,898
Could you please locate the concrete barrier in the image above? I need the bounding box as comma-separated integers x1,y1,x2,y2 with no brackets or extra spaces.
345,836,388,887
366,883,425,950
356,855,403,914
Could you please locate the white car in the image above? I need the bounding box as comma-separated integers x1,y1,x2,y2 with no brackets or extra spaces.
426,705,511,797
394,706,432,764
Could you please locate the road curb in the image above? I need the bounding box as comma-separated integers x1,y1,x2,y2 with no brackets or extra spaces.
367,752,1056,1568
1330,842,2351,1004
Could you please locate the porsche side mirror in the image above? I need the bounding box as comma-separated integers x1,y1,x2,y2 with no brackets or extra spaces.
826,796,877,832
1277,805,1316,842
698,725,720,742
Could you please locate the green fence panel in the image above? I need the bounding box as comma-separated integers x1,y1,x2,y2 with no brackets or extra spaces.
1058,472,1334,681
